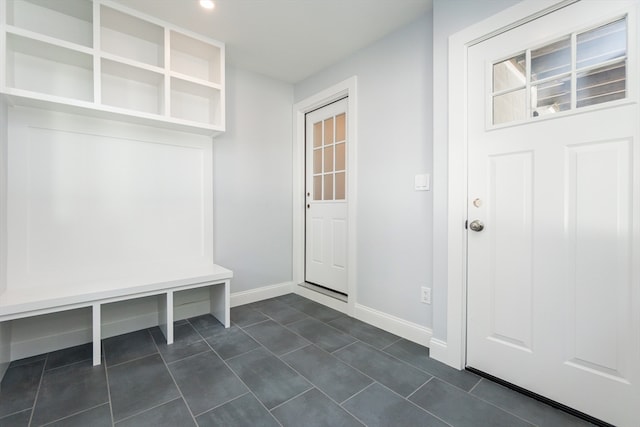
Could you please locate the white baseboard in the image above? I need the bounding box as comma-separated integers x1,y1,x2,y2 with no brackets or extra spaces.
230,281,294,307
428,337,465,370
175,300,211,321
428,337,448,362
10,299,213,360
11,328,92,361
354,303,432,347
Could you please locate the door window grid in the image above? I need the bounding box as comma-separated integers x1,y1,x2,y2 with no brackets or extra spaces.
312,113,346,201
492,17,627,125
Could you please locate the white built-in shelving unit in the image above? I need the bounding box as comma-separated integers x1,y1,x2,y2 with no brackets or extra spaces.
0,0,225,135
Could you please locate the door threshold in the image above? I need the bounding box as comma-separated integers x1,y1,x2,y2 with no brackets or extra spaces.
465,367,613,427
299,282,347,302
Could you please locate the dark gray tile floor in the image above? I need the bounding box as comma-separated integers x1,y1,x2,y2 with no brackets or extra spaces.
0,294,595,427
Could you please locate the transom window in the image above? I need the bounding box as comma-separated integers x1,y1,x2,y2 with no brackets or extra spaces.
492,17,627,125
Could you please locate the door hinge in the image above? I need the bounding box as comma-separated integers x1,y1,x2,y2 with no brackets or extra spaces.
465,220,468,229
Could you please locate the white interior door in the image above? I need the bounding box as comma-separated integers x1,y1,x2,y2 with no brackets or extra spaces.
466,2,639,426
305,99,348,294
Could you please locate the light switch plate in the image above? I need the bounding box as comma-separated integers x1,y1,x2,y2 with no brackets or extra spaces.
414,173,430,191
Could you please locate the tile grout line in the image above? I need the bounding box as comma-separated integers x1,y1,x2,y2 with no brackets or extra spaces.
273,301,454,426
26,353,48,427
406,376,434,400
381,336,404,350
368,376,455,427
188,318,285,427
103,340,116,427
267,386,315,413
376,344,479,393
268,359,372,427
280,317,357,353
146,327,199,427
468,376,482,394
38,403,110,427
191,392,250,418
276,295,545,426
103,350,158,369
462,382,543,427
253,297,481,426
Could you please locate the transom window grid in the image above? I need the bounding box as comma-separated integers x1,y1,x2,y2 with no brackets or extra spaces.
492,17,628,125
312,113,346,201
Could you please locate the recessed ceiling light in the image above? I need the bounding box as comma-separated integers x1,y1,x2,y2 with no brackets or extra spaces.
200,0,215,10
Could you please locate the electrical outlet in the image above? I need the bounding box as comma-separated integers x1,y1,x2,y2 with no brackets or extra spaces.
421,286,431,304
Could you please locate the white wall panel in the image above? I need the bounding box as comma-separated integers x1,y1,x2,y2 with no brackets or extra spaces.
3,106,214,358
6,107,213,291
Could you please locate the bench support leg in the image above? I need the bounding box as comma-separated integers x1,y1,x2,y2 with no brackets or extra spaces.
210,280,230,328
92,303,101,366
158,292,174,344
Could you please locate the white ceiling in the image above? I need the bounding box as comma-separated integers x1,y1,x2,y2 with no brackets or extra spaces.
113,0,433,83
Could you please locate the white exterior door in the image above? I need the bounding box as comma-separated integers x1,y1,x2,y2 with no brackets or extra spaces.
466,2,639,426
305,99,348,294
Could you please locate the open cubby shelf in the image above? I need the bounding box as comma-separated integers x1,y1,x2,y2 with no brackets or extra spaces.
0,0,225,135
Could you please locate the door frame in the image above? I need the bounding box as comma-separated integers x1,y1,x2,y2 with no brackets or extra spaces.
292,76,358,315
433,0,580,369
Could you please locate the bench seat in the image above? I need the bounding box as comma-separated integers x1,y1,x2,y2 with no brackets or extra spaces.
0,263,233,366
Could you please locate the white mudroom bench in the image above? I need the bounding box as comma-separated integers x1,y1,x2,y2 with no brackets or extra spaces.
0,263,232,366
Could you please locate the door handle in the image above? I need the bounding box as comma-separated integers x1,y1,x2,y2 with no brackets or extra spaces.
469,220,484,232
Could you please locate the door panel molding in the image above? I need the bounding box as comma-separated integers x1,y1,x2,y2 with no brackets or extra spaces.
292,77,357,315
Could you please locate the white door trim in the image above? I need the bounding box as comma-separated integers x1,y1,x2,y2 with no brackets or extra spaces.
433,0,578,369
292,76,358,316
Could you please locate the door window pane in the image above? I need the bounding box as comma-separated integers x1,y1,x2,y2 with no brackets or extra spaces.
493,89,526,125
335,142,345,171
335,172,346,200
323,118,334,146
324,145,334,172
313,149,322,174
531,37,571,81
532,75,571,117
335,113,346,141
313,176,322,200
577,61,626,108
577,18,626,69
494,54,526,92
323,174,333,200
313,121,322,148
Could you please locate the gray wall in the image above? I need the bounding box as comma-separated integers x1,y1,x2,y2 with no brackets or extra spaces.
214,66,294,293
431,0,523,340
295,13,434,327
